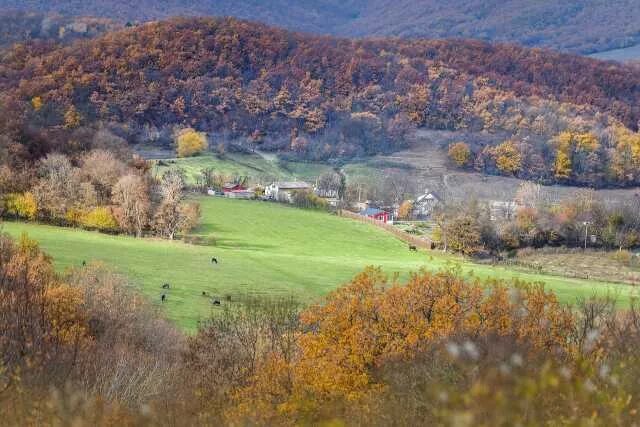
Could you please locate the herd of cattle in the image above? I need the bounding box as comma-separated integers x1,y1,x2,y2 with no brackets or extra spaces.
83,244,421,307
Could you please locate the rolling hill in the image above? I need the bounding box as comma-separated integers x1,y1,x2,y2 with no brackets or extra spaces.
3,17,640,187
1,0,640,53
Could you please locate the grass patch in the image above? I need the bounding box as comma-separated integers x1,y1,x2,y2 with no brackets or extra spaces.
151,153,334,184
2,197,637,331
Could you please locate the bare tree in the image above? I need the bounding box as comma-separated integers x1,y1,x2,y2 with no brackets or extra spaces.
153,171,188,240
34,153,83,218
112,174,151,237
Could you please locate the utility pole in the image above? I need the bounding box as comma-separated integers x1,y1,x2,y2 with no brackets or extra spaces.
583,221,591,250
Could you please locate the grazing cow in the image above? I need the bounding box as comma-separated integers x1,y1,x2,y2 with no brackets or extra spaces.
409,245,418,252
211,257,218,264
161,294,167,303
162,283,170,289
82,260,86,266
211,299,221,306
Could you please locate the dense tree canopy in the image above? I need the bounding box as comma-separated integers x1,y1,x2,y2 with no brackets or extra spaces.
3,17,640,186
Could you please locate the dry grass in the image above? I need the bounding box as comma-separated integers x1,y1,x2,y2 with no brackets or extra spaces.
510,248,640,286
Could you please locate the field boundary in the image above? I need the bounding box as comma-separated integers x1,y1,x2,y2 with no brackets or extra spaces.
338,210,432,250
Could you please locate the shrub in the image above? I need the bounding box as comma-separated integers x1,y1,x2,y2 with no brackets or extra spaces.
4,192,38,220
80,207,119,232
291,190,328,210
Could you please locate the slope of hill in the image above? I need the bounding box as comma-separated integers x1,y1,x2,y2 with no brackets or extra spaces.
1,0,640,53
3,17,640,187
3,196,635,330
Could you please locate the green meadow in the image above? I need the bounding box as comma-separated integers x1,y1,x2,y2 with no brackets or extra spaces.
3,197,637,331
150,153,334,184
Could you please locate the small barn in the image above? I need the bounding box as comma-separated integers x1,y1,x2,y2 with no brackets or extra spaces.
360,207,390,223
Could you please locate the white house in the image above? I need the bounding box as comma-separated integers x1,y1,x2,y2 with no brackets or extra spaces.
265,181,312,203
413,189,441,219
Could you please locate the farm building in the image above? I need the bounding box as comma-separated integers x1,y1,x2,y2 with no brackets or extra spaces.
412,189,441,219
223,183,247,193
265,181,312,203
360,207,390,223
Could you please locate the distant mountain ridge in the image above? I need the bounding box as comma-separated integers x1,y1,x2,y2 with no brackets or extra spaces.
0,10,120,49
1,0,640,53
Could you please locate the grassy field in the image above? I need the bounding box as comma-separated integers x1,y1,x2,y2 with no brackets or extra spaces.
2,197,638,331
151,153,334,184
510,249,640,286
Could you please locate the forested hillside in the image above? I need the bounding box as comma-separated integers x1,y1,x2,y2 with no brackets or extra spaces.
3,18,640,187
1,0,640,53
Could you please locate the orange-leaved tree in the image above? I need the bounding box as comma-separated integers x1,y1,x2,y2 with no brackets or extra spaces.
229,267,575,424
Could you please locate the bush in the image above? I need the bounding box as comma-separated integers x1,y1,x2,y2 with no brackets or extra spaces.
80,207,119,232
448,142,471,167
291,190,328,210
4,192,38,220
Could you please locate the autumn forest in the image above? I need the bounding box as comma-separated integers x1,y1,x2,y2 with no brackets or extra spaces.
2,17,640,190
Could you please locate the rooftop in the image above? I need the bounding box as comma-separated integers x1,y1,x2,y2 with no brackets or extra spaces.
360,207,386,216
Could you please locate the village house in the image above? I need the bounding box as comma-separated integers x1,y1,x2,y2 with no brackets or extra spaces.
412,189,441,219
360,207,390,223
265,181,312,203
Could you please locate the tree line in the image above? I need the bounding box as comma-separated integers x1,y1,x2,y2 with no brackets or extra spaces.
432,183,640,256
0,134,200,238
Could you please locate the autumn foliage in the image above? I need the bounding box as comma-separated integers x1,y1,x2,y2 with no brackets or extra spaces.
176,128,208,158
229,267,575,423
2,237,640,425
3,17,640,186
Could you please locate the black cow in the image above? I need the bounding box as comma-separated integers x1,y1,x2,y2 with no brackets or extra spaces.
82,260,86,266
409,245,418,252
161,294,167,303
162,283,170,289
202,291,209,296
211,299,221,306
211,257,218,264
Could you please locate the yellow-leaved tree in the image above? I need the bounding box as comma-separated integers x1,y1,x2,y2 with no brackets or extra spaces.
80,207,119,232
448,142,471,167
176,128,208,158
493,140,522,175
397,200,414,220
